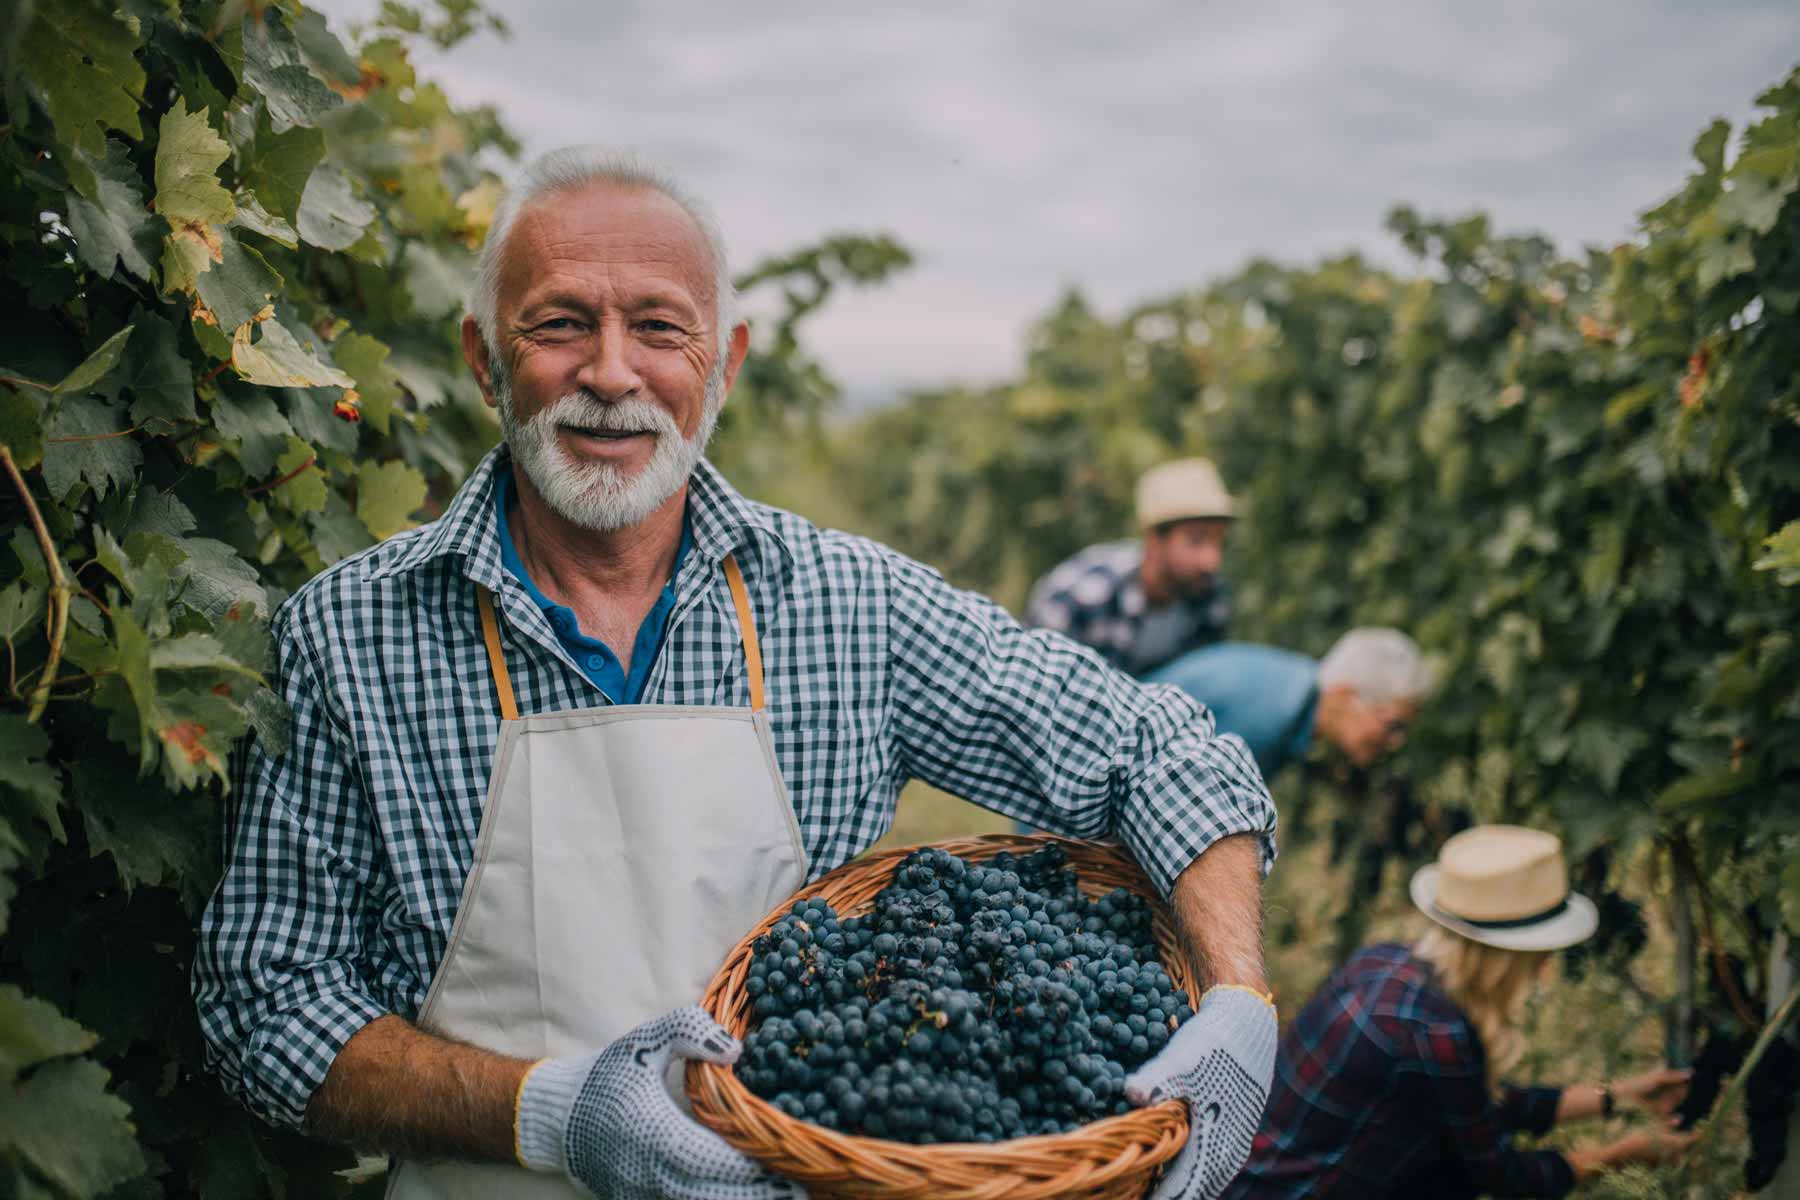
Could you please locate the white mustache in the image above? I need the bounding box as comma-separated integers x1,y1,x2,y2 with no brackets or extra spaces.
534,393,679,439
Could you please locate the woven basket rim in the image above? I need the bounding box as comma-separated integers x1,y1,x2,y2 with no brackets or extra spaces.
687,833,1199,1200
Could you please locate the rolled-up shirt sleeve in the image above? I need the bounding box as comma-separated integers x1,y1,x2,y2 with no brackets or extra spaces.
192,616,390,1129
885,553,1275,896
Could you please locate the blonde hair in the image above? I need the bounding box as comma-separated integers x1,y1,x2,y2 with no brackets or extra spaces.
1412,925,1549,1081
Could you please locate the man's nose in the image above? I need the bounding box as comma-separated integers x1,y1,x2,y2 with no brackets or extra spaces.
574,321,642,400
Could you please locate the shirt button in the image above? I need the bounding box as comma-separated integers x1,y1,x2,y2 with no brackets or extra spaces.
554,611,574,630
585,655,604,670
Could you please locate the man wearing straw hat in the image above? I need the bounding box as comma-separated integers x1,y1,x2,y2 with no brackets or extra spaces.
1227,825,1695,1197
1026,458,1236,677
193,149,1281,1200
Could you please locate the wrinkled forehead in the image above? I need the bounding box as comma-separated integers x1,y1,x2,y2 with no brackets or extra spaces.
497,181,718,313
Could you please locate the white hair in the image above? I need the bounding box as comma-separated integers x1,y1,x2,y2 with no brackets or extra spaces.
468,147,738,359
1319,628,1436,706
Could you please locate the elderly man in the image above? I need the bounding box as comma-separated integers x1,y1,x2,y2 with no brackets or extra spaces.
1143,629,1435,781
193,150,1278,1200
1027,458,1235,677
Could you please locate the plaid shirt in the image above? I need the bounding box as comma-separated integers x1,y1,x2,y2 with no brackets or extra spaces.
1025,539,1231,676
1226,943,1574,1199
192,446,1276,1130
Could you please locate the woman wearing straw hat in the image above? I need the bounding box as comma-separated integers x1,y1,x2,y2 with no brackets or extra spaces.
1224,825,1696,1197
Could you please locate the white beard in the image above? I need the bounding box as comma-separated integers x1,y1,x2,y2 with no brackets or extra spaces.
497,365,724,532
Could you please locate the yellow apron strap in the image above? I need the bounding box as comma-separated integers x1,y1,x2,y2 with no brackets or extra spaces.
476,587,519,722
722,555,765,713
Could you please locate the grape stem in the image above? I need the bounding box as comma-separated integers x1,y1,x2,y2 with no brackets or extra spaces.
0,444,70,723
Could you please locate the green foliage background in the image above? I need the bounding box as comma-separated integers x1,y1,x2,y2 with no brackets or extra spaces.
808,67,1800,1195
0,1,905,1194
0,0,1794,1193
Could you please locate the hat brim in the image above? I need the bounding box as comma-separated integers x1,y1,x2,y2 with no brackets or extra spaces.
1410,864,1599,952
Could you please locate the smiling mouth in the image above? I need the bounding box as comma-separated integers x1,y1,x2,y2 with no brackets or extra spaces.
559,425,650,441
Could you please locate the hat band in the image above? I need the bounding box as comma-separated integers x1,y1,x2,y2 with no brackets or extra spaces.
1433,895,1568,930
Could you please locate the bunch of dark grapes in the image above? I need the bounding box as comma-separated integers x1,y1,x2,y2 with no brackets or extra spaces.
1744,1034,1798,1192
1674,1029,1749,1130
735,845,1195,1144
1561,890,1648,980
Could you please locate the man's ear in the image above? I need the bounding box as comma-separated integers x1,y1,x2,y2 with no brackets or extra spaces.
461,316,498,408
719,321,751,400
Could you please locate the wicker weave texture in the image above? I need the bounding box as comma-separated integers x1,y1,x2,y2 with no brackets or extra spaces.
687,834,1199,1199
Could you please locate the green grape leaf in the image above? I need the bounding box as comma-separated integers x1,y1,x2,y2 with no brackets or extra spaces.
1717,168,1798,236
330,331,403,433
356,459,428,540
1696,236,1756,291
1754,520,1800,585
41,395,142,502
230,190,299,247
0,714,60,842
0,385,45,470
149,632,263,679
0,986,95,1081
19,1,146,162
403,242,470,318
266,436,327,514
171,537,268,621
124,488,198,542
151,686,243,789
211,388,292,476
152,99,235,283
196,235,283,332
297,165,377,251
50,325,134,400
0,816,20,936
0,579,44,640
239,9,342,133
239,121,324,225
231,319,354,388
309,492,375,565
64,142,158,283
0,1058,147,1199
121,309,196,427
1568,719,1651,793
244,687,293,759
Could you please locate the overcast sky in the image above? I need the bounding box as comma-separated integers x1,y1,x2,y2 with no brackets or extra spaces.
313,1,1796,402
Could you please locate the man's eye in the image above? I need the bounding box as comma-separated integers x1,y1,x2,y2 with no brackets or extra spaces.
639,319,681,334
536,318,578,332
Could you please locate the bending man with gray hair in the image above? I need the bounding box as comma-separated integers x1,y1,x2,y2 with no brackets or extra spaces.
1143,629,1436,781
193,147,1280,1200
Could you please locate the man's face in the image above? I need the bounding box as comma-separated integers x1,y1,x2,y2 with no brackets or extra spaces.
462,182,748,530
1336,695,1417,767
1148,518,1229,598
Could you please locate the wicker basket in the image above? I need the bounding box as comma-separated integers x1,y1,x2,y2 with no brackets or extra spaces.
687,834,1199,1200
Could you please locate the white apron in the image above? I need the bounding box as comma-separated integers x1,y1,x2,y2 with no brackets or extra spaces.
388,556,809,1199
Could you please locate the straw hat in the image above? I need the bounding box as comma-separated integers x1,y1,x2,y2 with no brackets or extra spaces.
1136,458,1234,528
1409,825,1598,952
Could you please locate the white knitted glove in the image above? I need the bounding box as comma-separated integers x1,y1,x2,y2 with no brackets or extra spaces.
1125,985,1278,1200
516,1005,804,1200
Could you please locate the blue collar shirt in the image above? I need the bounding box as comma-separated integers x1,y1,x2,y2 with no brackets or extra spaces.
492,467,691,704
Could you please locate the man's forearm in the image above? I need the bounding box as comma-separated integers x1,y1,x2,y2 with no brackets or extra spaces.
305,1014,534,1163
1168,832,1268,993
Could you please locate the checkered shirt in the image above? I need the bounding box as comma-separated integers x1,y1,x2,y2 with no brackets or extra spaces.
1025,539,1232,676
191,445,1276,1130
1224,943,1574,1199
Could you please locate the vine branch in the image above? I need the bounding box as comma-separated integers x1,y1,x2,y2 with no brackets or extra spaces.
0,444,70,722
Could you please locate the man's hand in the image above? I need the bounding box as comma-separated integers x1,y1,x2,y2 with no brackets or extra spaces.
1124,985,1278,1200
516,1005,803,1200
